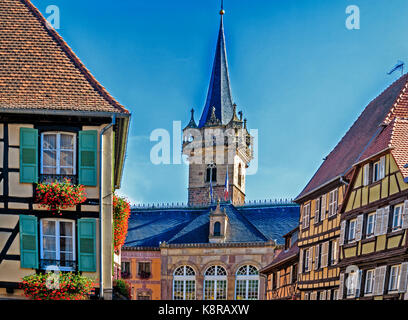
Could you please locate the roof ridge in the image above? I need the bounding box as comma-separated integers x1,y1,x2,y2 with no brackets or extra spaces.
20,0,129,114
296,74,408,200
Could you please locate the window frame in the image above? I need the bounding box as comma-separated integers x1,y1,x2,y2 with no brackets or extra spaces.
328,189,338,217
388,265,401,292
203,265,228,300
40,131,77,176
173,266,196,300
39,218,76,272
391,204,403,231
366,213,376,238
234,265,259,300
348,219,357,243
364,269,374,295
304,248,310,272
302,203,310,229
372,160,381,182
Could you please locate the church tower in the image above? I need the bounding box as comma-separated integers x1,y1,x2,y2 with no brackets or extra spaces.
182,7,253,206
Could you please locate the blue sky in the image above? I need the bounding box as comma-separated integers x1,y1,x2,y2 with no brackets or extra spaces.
33,0,408,205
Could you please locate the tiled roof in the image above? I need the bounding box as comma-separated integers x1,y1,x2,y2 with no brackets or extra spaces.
389,118,408,179
198,15,234,127
296,74,408,200
0,0,128,114
125,203,300,247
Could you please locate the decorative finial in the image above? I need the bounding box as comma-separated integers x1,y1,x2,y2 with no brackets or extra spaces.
220,0,225,15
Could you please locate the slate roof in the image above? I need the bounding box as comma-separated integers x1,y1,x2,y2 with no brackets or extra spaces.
0,0,129,114
296,73,408,200
198,14,234,128
125,203,300,247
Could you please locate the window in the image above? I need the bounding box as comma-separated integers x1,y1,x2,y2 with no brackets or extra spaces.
173,266,196,300
332,289,338,301
40,219,75,271
235,265,259,300
137,293,151,300
121,261,131,279
392,204,403,231
204,266,227,300
206,164,217,183
328,189,338,217
304,248,310,272
348,219,357,243
329,240,337,266
138,262,151,279
388,265,401,292
213,222,221,236
364,269,374,295
41,132,76,176
346,271,358,297
302,203,310,229
238,164,242,187
373,161,381,182
366,213,376,238
314,198,321,224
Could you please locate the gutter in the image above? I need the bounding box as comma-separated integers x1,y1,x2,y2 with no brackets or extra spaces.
0,108,130,118
99,115,116,299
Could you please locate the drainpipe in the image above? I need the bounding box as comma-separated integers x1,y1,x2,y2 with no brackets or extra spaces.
99,115,116,299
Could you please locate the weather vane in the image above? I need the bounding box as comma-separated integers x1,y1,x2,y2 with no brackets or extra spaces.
387,60,404,76
220,0,225,15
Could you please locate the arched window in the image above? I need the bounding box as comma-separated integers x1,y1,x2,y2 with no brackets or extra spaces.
204,265,227,300
173,266,196,300
206,163,217,183
213,222,221,236
235,265,259,300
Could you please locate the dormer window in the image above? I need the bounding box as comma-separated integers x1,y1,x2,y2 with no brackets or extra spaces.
41,132,76,180
363,156,385,185
214,222,221,236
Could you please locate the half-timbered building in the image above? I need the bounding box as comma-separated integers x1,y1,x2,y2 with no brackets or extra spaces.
261,227,300,300
337,75,408,300
0,0,130,299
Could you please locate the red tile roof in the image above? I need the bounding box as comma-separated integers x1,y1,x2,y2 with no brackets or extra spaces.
390,118,408,179
296,74,408,201
0,0,129,114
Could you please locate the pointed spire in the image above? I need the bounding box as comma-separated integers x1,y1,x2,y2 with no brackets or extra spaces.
184,108,198,129
199,6,234,128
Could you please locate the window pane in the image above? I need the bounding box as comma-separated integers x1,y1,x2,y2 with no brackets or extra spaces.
216,280,227,300
60,222,72,236
248,280,259,299
60,252,73,262
60,134,74,150
60,237,73,252
173,281,184,300
42,221,56,235
60,167,73,175
43,134,56,150
235,280,246,300
43,150,57,167
204,280,215,300
60,151,73,167
43,250,57,260
43,236,56,251
185,280,195,300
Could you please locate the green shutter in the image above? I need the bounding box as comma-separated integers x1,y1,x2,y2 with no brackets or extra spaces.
79,130,97,186
77,218,97,272
19,215,38,269
20,128,38,183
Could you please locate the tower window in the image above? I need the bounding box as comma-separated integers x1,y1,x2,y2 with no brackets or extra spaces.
206,164,217,182
238,164,242,187
214,222,221,236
